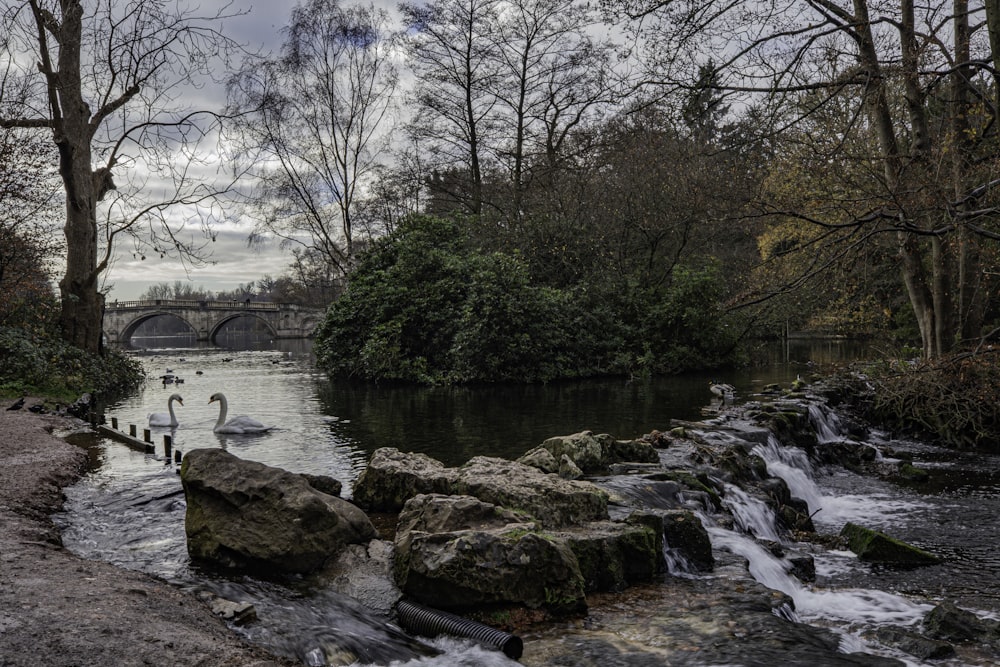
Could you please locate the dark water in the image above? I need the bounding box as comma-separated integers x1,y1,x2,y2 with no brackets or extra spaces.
55,336,1000,665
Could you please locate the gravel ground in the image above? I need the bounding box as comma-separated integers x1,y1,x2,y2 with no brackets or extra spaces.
0,398,296,667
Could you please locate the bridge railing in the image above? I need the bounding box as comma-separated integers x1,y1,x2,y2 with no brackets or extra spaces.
107,299,284,311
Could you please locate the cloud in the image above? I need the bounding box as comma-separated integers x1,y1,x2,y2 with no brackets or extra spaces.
105,227,293,300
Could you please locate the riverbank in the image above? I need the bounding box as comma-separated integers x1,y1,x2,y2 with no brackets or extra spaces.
0,398,294,667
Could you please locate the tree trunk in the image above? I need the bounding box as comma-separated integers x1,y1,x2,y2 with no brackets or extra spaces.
953,0,985,344
48,1,104,354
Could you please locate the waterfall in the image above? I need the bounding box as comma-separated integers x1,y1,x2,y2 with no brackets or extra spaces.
752,436,824,513
705,522,932,626
662,536,697,578
752,434,927,531
807,403,844,444
721,483,783,543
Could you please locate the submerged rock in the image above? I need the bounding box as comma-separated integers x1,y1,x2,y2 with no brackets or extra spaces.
181,448,375,573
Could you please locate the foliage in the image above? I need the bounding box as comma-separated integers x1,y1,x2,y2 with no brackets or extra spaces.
842,353,1000,451
314,215,741,383
0,326,143,402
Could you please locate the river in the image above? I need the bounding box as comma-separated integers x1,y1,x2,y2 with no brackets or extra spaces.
52,337,1000,666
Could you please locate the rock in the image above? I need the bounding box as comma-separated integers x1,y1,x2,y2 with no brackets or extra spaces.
529,431,659,475
517,446,559,473
352,448,456,511
785,551,816,582
208,598,257,626
897,461,929,482
761,408,819,450
839,522,941,566
181,448,375,573
923,601,1000,643
538,431,606,473
555,520,662,592
324,539,403,616
301,473,343,497
353,450,609,528
603,437,660,466
875,625,955,660
658,509,714,572
815,441,879,470
558,454,583,480
393,494,585,614
453,456,609,528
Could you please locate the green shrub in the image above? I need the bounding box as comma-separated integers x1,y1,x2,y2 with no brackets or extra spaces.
315,215,743,384
0,326,143,402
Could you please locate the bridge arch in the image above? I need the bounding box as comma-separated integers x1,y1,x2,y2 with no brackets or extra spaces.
115,311,199,346
207,313,278,344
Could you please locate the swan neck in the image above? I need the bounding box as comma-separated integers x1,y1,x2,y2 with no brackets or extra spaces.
215,396,228,427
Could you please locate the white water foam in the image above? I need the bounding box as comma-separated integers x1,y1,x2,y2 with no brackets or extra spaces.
721,483,783,543
706,524,932,627
751,435,927,531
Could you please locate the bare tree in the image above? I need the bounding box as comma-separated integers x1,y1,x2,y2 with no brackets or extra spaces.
0,0,250,353
227,0,399,280
489,0,618,223
400,0,502,215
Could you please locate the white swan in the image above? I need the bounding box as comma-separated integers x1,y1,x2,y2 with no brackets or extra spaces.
209,392,273,434
148,393,183,427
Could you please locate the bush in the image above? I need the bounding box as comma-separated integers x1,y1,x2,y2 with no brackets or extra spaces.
841,352,1000,451
315,215,744,384
0,326,144,402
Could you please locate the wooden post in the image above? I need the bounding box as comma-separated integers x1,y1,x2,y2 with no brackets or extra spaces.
111,416,118,430
174,450,183,464
129,424,137,437
164,435,172,459
143,428,151,443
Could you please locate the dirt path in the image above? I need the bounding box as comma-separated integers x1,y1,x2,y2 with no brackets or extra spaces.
0,399,295,667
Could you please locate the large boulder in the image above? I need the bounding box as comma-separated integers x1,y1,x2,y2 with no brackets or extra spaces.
453,456,609,528
394,494,586,614
923,602,1000,643
181,448,375,573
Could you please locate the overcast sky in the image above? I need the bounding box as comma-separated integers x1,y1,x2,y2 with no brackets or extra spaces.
104,1,325,301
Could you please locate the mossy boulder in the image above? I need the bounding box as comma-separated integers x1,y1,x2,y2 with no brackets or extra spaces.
181,448,374,573
556,520,662,592
393,494,586,614
840,522,941,566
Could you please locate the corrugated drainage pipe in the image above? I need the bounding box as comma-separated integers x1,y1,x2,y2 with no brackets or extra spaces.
395,598,524,660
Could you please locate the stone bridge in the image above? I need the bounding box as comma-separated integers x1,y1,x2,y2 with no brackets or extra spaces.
104,299,324,346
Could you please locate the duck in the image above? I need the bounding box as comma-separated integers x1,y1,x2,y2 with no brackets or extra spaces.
149,394,183,427
209,392,273,434
709,381,735,398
